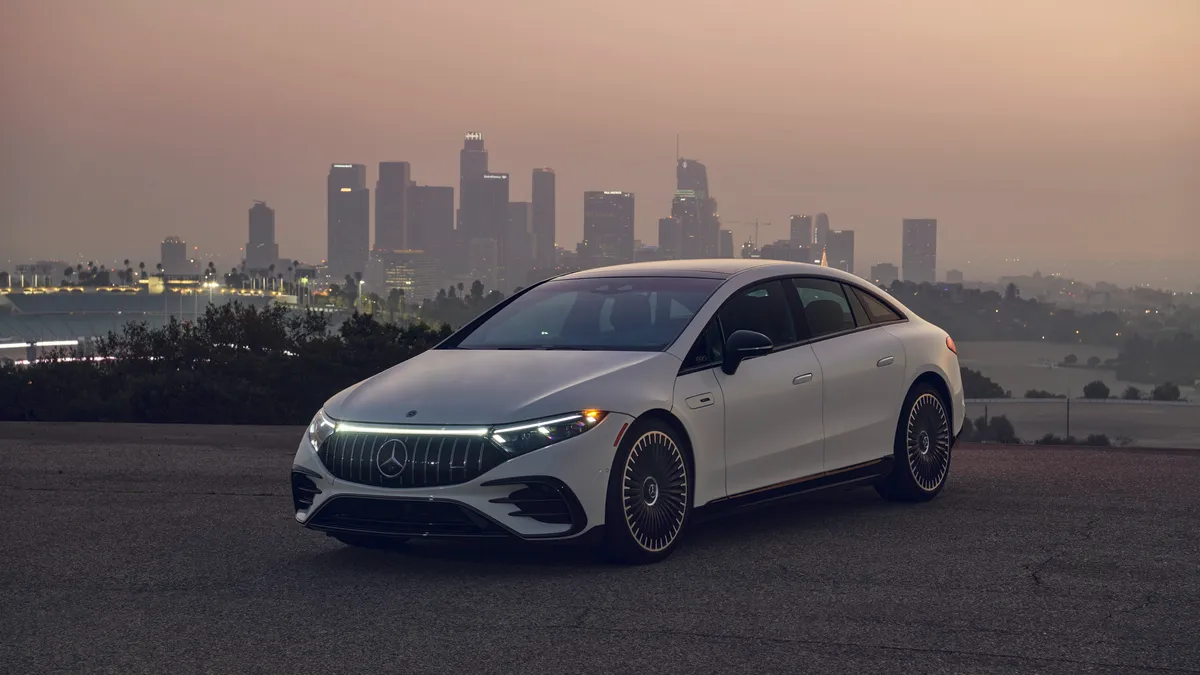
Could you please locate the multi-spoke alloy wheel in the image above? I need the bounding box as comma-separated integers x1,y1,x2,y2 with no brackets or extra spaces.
621,430,688,553
878,383,954,503
605,419,692,564
906,392,952,492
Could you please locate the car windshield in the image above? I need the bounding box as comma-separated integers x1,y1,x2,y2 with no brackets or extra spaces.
455,276,721,351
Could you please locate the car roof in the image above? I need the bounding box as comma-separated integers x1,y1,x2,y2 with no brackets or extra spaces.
556,258,865,284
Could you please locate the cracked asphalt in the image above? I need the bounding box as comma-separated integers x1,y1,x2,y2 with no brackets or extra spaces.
2,423,1198,674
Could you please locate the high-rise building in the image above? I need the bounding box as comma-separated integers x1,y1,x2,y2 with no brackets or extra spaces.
946,269,964,284
813,213,830,248
481,173,510,283
789,215,813,246
504,202,534,292
718,229,734,258
406,185,454,259
902,218,938,283
458,132,489,241
160,236,188,274
379,250,439,305
826,229,855,274
375,162,411,252
671,190,704,259
327,163,369,279
245,201,279,273
467,237,498,291
675,158,720,257
532,168,556,269
870,262,900,288
583,191,635,265
658,217,682,260
677,158,709,198
760,240,812,263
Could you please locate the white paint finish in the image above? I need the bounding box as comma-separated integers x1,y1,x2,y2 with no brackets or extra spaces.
672,368,726,506
812,328,908,470
717,346,825,496
885,321,966,436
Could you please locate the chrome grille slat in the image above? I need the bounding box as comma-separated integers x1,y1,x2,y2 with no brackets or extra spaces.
317,430,506,489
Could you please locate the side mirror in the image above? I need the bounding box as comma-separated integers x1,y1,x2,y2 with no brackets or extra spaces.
722,330,774,375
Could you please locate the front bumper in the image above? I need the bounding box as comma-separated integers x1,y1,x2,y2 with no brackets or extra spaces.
290,413,632,541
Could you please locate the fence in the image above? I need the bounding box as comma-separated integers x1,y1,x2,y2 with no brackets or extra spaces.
963,398,1200,449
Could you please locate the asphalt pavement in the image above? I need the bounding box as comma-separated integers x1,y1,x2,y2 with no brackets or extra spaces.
2,423,1198,674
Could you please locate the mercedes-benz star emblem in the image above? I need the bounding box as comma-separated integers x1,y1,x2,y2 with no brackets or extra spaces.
406,410,418,418
375,438,409,478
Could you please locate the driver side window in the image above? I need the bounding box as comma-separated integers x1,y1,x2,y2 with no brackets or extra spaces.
717,280,798,346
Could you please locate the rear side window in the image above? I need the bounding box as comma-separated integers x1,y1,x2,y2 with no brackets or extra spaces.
851,286,904,324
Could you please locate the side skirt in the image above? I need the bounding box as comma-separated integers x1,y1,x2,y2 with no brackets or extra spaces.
693,457,894,523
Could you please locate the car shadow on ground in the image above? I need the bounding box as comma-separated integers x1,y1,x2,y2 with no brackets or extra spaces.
299,485,909,574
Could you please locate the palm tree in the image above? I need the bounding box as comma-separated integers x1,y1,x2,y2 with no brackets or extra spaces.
138,261,146,279
63,267,74,285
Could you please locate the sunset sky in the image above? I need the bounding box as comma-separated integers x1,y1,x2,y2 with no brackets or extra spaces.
2,0,1197,285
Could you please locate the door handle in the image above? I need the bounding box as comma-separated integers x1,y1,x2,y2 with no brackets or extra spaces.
792,373,813,385
877,356,895,367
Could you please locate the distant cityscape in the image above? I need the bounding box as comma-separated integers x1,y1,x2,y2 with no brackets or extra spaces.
4,131,950,304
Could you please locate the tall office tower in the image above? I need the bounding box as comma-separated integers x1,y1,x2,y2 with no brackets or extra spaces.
718,229,734,258
790,215,813,245
380,250,439,305
327,163,369,279
245,201,279,273
826,229,855,274
583,191,635,265
504,201,534,292
160,236,188,274
677,158,709,198
676,158,720,257
375,162,411,252
458,132,489,241
531,168,556,269
671,190,704,258
902,218,938,283
813,213,830,248
406,185,454,259
481,172,510,273
870,262,900,288
658,217,682,260
467,237,498,291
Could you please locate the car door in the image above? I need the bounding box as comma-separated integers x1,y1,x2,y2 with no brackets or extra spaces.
673,317,727,507
713,280,825,497
790,277,906,471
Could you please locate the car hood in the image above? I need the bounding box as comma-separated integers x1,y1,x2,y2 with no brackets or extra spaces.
323,348,680,426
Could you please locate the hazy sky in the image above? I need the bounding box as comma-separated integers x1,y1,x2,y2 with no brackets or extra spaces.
2,0,1197,285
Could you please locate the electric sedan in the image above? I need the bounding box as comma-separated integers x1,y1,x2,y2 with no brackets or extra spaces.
291,259,964,563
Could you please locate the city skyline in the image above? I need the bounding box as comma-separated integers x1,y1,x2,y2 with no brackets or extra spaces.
3,0,1197,289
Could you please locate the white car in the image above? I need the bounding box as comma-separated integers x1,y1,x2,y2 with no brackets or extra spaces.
291,260,964,563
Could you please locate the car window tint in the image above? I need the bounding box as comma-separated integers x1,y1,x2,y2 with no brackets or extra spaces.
682,318,723,370
717,281,797,346
852,287,904,323
845,284,870,327
791,278,854,337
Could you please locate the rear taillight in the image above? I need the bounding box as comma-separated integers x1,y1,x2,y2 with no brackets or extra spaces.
946,336,957,354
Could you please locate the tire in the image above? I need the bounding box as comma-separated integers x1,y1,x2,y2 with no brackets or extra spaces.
877,382,953,502
602,418,693,564
331,533,409,550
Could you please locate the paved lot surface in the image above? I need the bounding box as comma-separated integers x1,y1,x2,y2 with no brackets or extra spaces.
2,423,1198,674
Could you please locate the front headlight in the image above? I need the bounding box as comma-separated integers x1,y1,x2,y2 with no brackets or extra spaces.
489,410,607,457
306,409,337,452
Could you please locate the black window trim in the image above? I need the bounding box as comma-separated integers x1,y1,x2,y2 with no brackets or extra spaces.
675,273,910,375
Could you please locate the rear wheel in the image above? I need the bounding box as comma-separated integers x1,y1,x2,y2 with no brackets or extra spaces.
877,383,953,502
603,418,692,564
331,533,409,550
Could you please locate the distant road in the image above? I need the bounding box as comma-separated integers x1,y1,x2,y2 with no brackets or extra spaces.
2,424,1198,674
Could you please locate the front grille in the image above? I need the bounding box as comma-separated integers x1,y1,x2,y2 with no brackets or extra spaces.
291,470,321,511
307,497,506,538
491,484,574,525
317,432,507,488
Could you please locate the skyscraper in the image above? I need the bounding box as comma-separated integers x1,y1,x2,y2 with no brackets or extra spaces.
826,229,855,274
902,218,938,283
675,158,720,257
327,163,369,279
658,217,682,260
583,191,635,265
504,202,534,291
161,236,188,274
677,158,709,198
375,161,411,252
718,229,734,258
813,213,830,248
671,190,703,258
245,201,279,273
532,168,556,269
789,215,813,245
458,132,489,241
870,262,899,288
406,185,454,258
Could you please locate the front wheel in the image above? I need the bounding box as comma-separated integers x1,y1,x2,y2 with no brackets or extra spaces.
877,383,953,502
603,418,692,564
